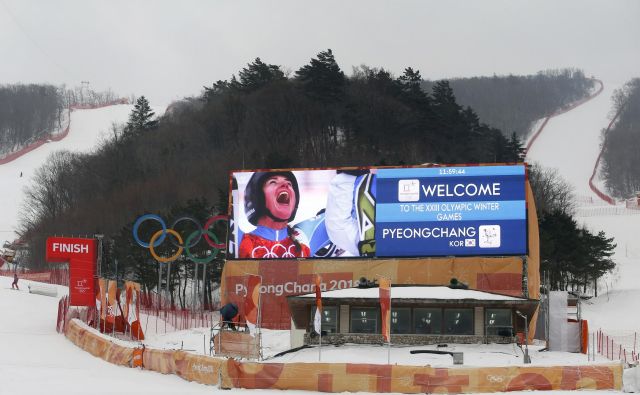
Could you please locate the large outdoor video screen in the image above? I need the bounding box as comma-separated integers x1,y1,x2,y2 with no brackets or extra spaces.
228,165,527,259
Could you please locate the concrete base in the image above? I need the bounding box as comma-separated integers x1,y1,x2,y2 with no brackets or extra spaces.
305,333,515,346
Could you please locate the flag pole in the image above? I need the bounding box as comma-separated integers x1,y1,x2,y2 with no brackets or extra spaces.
315,274,323,362
319,322,322,362
388,292,391,365
257,274,263,361
377,274,391,365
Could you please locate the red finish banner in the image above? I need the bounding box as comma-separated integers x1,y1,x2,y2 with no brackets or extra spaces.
46,237,97,306
379,277,391,342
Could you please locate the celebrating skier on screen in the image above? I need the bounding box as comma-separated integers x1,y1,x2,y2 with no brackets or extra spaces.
239,171,310,259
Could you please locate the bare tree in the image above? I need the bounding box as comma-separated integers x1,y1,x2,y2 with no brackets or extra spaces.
528,162,575,216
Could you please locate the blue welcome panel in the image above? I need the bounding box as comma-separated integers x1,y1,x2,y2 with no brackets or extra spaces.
375,220,528,257
374,165,528,257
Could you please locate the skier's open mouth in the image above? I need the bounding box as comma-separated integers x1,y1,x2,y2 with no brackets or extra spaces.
276,191,290,204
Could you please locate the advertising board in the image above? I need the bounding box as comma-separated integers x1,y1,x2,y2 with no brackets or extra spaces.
229,164,527,259
375,165,527,257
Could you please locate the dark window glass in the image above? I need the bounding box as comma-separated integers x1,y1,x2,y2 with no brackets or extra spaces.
413,308,442,334
311,306,338,334
350,307,378,333
444,309,474,335
486,309,513,336
391,307,411,334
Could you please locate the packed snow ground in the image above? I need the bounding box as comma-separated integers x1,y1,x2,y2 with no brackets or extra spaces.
1,82,638,395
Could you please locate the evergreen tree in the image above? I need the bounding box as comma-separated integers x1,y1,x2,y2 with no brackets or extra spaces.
539,210,616,293
202,79,235,102
507,132,526,162
295,49,346,103
432,80,460,116
539,210,584,291
124,96,157,137
581,230,616,296
397,67,429,106
237,58,285,93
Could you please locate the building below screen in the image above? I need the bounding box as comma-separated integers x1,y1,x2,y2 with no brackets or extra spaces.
287,284,538,346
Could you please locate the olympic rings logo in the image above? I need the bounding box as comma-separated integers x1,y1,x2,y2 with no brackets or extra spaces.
251,244,298,259
133,214,228,263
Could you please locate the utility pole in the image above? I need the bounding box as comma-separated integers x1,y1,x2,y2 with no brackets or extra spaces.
516,310,531,364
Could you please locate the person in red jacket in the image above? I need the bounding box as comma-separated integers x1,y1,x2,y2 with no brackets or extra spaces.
11,273,19,290
239,171,310,259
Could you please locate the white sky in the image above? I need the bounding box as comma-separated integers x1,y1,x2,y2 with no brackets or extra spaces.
1,0,639,106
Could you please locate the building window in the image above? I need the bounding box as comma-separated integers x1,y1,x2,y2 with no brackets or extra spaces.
486,309,513,336
444,309,474,335
311,306,338,334
414,308,442,334
350,307,378,333
391,307,411,334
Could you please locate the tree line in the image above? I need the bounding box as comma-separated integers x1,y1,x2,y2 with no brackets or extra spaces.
16,50,614,302
0,84,64,155
0,84,123,156
424,69,594,138
529,163,615,295
601,78,640,199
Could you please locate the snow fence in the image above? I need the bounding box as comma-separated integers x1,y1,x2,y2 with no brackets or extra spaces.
65,319,623,393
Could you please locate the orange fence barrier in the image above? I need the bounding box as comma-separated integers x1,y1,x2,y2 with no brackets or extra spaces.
221,360,621,393
65,319,133,366
64,319,623,393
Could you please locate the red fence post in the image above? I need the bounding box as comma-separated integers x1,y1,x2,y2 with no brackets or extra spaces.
619,344,622,360
611,339,614,359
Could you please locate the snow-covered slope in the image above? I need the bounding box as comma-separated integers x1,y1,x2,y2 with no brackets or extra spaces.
0,105,151,248
526,82,640,333
526,84,614,199
0,276,214,395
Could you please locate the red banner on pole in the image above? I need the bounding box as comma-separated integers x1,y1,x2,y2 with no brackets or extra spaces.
125,281,144,340
379,277,391,343
106,280,117,324
98,278,107,321
244,275,261,326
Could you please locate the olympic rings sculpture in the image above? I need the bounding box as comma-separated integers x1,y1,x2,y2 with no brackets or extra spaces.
133,214,228,263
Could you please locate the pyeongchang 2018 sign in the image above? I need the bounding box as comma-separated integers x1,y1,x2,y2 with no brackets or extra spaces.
46,237,97,306
375,165,527,257
228,164,527,259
